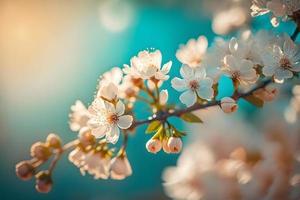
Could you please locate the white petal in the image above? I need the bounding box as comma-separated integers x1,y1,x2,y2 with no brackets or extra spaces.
171,77,188,92
179,90,197,107
103,100,115,113
180,65,194,79
284,37,297,57
229,37,238,54
161,61,172,74
199,77,213,88
106,126,120,144
159,90,168,105
194,67,206,80
262,65,276,77
197,87,214,100
116,101,125,116
197,36,208,54
274,68,293,80
224,55,238,71
91,126,108,138
117,115,133,129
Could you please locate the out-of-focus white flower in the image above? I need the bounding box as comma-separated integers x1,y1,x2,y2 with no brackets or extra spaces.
262,37,300,82
176,36,208,68
171,65,214,107
223,55,258,86
88,100,133,144
118,75,141,101
220,97,238,113
110,154,132,180
212,7,249,35
81,151,110,180
285,85,300,123
146,138,162,154
123,50,172,81
159,89,168,105
69,100,90,132
99,67,123,87
251,0,300,27
97,82,119,102
167,137,183,154
253,85,279,101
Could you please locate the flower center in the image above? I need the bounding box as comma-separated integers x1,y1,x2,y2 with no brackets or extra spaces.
232,71,241,79
189,80,199,91
107,114,119,124
279,57,291,69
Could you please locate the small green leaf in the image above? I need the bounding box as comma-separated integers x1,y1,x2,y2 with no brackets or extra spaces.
244,95,264,107
171,125,186,137
146,120,161,133
180,113,203,123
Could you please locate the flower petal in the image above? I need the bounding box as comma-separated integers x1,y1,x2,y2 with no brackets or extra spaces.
171,77,188,92
117,115,133,129
106,125,120,144
180,65,194,79
194,67,206,80
116,101,125,116
197,87,214,100
159,89,168,105
179,90,197,107
91,126,108,138
284,37,298,57
161,61,172,74
262,65,276,77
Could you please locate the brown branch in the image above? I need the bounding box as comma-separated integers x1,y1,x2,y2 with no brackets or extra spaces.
132,79,272,128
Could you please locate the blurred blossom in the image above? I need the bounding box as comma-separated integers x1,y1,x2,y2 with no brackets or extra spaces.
284,85,300,123
202,0,251,35
98,0,135,33
163,107,300,200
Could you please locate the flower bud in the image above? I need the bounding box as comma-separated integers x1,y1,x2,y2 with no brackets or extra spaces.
253,86,278,102
46,133,61,149
220,97,238,113
35,171,52,193
162,139,171,154
110,154,132,180
146,138,162,154
167,137,182,153
79,127,95,147
15,161,34,181
30,142,51,160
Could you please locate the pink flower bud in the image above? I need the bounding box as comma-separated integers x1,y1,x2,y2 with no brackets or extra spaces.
221,97,238,113
110,154,132,180
167,137,183,153
30,142,51,161
253,86,278,102
146,138,162,153
35,171,52,193
15,161,34,181
46,133,61,149
162,139,171,154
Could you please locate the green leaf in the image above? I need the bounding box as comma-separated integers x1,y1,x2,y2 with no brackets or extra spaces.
171,125,186,137
180,113,203,123
145,120,161,133
244,95,264,107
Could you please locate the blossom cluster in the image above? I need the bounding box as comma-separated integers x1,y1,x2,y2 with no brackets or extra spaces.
163,108,300,200
15,3,300,194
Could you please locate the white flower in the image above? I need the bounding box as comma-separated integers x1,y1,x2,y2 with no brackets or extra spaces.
223,55,258,86
146,138,162,154
176,36,208,68
119,75,141,101
171,65,214,107
110,154,132,180
123,50,172,81
81,151,110,180
69,148,85,167
69,100,90,132
88,100,133,144
167,137,183,154
220,97,238,113
99,67,123,87
159,89,168,105
262,37,300,82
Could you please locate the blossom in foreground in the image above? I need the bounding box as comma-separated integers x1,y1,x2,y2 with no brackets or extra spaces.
167,137,183,153
88,100,133,144
69,100,90,132
262,37,300,81
123,50,172,81
176,36,208,68
223,55,258,86
251,0,300,27
110,154,132,180
171,65,214,107
146,138,162,154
